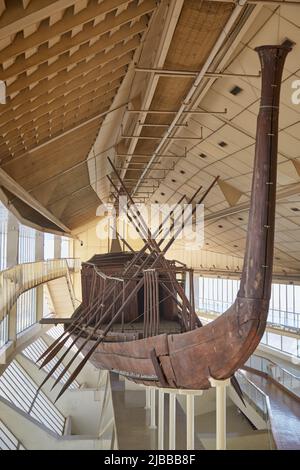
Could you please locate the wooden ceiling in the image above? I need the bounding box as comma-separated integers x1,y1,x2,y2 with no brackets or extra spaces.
126,1,300,273
116,0,235,189
0,0,156,230
1,0,299,274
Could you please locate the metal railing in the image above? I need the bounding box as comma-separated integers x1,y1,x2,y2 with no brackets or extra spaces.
235,370,275,449
236,370,269,419
0,258,80,351
0,258,81,323
245,354,300,399
199,298,300,332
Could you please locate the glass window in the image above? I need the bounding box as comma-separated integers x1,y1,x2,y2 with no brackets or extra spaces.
282,336,298,356
0,316,8,349
18,225,36,263
272,283,280,311
16,289,37,335
294,286,300,314
197,276,300,359
44,233,54,259
0,202,8,270
287,285,294,313
279,284,287,312
267,332,282,350
61,236,70,258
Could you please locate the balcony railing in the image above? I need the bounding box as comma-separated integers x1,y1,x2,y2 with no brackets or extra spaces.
0,258,80,334
235,370,275,449
0,258,80,322
244,354,300,400
236,370,270,419
198,298,300,333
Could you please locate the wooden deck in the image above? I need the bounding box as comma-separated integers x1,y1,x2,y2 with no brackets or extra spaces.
244,371,300,450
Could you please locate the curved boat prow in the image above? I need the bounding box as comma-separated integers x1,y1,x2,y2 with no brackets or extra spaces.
165,45,292,389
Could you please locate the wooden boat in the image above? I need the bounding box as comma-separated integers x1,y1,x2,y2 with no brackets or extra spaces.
39,45,291,398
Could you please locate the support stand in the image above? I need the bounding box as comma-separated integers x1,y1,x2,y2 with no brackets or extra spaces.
150,387,157,429
209,378,230,450
145,387,151,409
186,393,195,450
158,390,164,449
169,392,176,450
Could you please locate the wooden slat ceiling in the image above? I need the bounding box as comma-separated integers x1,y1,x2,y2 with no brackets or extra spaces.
117,0,235,186
1,0,299,274
128,2,300,272
0,0,157,230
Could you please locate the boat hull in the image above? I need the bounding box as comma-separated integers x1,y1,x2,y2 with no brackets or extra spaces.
77,297,268,389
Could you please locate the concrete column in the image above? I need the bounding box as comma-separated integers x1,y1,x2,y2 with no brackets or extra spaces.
36,286,44,322
54,235,61,259
35,231,45,321
169,393,176,450
209,378,230,450
150,387,156,429
193,274,200,310
158,390,164,449
145,387,151,409
35,231,44,261
186,394,195,450
8,304,17,343
185,270,190,298
6,212,19,268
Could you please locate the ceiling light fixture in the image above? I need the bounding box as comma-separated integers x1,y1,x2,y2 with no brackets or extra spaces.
230,85,243,96
218,141,227,148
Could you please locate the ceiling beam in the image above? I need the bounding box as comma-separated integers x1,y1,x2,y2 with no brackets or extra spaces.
205,182,300,223
132,0,253,196
0,167,71,233
0,0,78,40
120,0,185,184
0,187,73,237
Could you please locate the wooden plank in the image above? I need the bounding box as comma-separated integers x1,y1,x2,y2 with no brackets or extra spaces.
1,0,155,80
2,94,114,156
0,0,130,60
0,108,107,166
0,0,77,40
40,318,73,325
4,24,143,94
0,63,128,127
1,51,132,110
1,79,122,135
